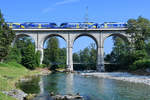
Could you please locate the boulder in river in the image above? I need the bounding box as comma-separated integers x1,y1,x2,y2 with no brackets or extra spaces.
51,92,84,100
2,89,27,100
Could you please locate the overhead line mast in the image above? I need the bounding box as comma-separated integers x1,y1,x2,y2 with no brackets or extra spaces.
85,6,89,23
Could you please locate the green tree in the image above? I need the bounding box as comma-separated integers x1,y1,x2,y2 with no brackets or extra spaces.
21,42,36,69
4,46,21,63
73,53,80,63
127,16,150,50
80,47,90,63
48,37,59,63
89,43,97,64
43,37,63,70
35,50,41,67
57,48,66,68
105,16,150,71
0,10,15,62
73,43,97,70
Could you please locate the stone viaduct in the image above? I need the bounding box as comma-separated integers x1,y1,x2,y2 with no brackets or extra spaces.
12,28,130,72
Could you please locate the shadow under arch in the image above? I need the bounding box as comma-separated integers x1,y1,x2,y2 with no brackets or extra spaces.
12,33,35,47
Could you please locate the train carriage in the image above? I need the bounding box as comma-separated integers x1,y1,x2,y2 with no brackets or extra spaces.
60,22,98,29
41,23,57,29
97,22,127,28
7,23,21,29
19,22,58,29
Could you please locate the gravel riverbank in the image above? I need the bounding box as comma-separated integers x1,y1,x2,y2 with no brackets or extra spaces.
81,72,150,85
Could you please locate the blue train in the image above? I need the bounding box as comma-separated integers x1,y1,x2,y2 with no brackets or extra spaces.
7,22,57,29
60,22,98,29
7,22,127,29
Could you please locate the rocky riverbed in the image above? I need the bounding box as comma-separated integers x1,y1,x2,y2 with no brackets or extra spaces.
2,89,27,100
50,92,84,100
81,72,150,85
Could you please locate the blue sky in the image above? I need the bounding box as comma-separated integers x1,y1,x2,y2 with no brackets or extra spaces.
0,0,150,54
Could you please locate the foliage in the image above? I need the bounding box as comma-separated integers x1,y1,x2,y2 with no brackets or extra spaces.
16,76,40,94
0,61,41,100
43,37,66,69
43,37,59,67
21,42,37,69
47,37,59,63
10,37,41,69
4,46,21,63
57,48,66,68
35,50,41,67
127,16,150,50
73,53,80,62
73,43,97,70
105,16,150,71
130,59,150,70
39,64,47,68
0,10,15,62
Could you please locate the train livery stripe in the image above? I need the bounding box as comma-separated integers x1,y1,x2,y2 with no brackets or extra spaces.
6,22,127,29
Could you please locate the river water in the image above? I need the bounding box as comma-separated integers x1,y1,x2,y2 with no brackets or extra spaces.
19,73,150,100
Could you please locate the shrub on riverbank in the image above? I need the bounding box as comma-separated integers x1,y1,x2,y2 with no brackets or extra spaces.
130,59,150,70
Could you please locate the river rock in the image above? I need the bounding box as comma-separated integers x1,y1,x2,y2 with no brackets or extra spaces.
51,93,84,100
2,89,27,100
146,68,150,73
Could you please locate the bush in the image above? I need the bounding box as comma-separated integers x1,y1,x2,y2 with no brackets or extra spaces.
21,44,36,70
35,50,41,67
133,50,148,61
49,65,58,71
39,64,47,68
130,59,150,70
4,46,21,63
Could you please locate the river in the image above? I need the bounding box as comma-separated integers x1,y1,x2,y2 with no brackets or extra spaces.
18,73,150,100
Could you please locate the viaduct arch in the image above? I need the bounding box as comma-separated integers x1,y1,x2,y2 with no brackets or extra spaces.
13,28,129,72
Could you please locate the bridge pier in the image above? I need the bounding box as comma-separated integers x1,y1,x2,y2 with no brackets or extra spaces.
66,35,73,71
97,47,105,72
36,48,44,64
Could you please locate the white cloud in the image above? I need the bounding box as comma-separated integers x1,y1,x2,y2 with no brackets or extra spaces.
42,0,81,14
55,0,80,6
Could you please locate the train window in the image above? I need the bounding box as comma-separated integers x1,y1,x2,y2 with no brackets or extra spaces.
60,23,67,26
113,24,118,27
50,23,57,26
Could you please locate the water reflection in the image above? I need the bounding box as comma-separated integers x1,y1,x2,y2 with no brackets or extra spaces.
39,77,44,94
17,76,40,94
18,73,150,100
65,73,74,94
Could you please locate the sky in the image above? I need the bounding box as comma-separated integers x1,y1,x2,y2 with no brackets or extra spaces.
0,0,150,54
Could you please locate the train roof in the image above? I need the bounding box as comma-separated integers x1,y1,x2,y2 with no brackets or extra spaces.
6,22,57,24
6,22,127,25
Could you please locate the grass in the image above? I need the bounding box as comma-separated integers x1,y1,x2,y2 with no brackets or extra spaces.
0,92,16,100
0,62,40,100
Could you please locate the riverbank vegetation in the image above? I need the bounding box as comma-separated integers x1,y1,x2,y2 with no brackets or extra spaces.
0,10,42,100
0,62,40,100
105,16,150,72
